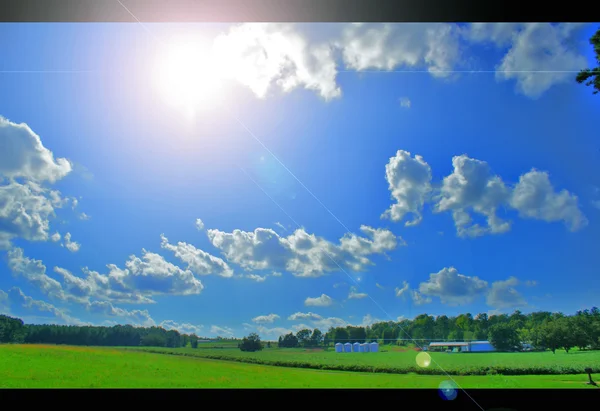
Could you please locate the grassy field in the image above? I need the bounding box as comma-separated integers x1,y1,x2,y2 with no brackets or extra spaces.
128,345,600,376
0,344,597,388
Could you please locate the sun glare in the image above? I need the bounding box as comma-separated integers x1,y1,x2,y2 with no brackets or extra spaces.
154,40,224,116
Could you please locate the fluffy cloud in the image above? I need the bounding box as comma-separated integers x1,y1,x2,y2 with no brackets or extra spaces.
395,281,410,298
382,150,432,226
251,313,280,324
486,276,528,309
510,169,588,231
212,23,341,100
494,24,588,99
348,286,368,299
304,294,334,307
210,325,234,337
435,155,511,237
207,225,399,277
86,300,155,326
418,267,489,306
395,281,432,305
160,234,234,277
195,218,205,231
4,286,82,325
246,274,267,282
62,232,81,253
0,116,71,182
288,312,323,321
50,232,61,242
313,316,347,329
159,320,204,336
338,23,462,77
399,97,411,108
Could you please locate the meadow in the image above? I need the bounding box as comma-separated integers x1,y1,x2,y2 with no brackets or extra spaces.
127,345,600,376
0,344,597,388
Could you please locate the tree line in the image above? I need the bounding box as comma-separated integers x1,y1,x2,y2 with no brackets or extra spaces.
276,308,600,353
0,315,202,348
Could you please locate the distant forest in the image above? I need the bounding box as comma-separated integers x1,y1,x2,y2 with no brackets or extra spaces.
2,307,600,353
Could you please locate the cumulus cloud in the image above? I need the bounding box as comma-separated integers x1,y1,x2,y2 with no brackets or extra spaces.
395,281,410,298
210,325,234,337
510,169,588,231
195,218,205,231
338,23,462,77
288,312,323,321
212,23,341,100
207,225,399,278
86,300,155,326
246,274,267,282
251,313,280,324
160,234,234,278
486,276,528,309
313,316,347,329
160,320,204,335
348,286,368,299
382,150,432,226
50,232,61,242
304,294,334,307
0,116,72,182
4,286,81,325
62,232,80,253
79,212,90,221
410,290,433,305
494,24,588,99
418,267,488,306
435,155,512,237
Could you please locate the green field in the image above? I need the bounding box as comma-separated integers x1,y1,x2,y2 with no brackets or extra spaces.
127,345,600,376
0,344,597,388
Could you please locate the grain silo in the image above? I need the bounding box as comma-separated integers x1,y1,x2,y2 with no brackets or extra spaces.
353,342,360,352
359,343,366,352
364,343,370,352
335,343,343,353
370,342,379,352
344,343,352,352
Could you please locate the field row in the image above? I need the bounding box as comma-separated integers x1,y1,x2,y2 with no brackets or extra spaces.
127,346,600,375
0,345,597,388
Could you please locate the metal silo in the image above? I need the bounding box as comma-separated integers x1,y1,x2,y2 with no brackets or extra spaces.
353,342,360,352
344,343,352,352
370,342,379,352
335,343,343,353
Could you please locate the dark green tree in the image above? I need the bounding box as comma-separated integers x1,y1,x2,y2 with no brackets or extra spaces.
239,333,263,352
488,323,521,352
576,27,600,94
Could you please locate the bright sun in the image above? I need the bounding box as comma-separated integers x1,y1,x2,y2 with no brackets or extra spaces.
154,40,223,116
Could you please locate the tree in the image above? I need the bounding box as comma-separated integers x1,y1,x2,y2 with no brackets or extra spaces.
190,334,199,349
296,329,312,347
333,327,349,344
576,27,600,95
239,333,263,352
488,323,521,352
266,341,271,348
309,329,323,347
279,332,299,348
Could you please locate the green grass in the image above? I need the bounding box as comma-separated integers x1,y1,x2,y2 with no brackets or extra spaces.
127,345,600,376
0,344,597,388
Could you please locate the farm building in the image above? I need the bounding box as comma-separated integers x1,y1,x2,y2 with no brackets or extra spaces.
428,340,496,352
344,343,352,352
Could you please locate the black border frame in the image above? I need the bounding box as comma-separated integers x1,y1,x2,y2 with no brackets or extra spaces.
1,0,599,408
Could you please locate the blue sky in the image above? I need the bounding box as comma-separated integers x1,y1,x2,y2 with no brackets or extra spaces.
1,22,599,338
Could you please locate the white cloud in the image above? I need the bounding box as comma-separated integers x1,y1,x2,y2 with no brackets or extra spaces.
313,316,347,330
207,225,399,278
462,23,521,47
79,212,90,221
486,276,528,309
160,234,234,278
510,169,588,231
288,312,323,321
195,218,205,231
305,294,334,307
271,271,282,277
246,274,267,282
399,97,411,108
50,232,61,242
62,232,81,253
382,150,432,226
395,281,410,298
159,320,204,336
338,23,462,77
376,283,385,290
0,116,72,183
252,313,280,324
592,200,600,210
5,286,81,325
348,286,368,299
418,267,488,306
210,325,234,337
494,24,588,99
435,155,511,237
410,290,433,305
212,23,341,100
86,300,155,327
